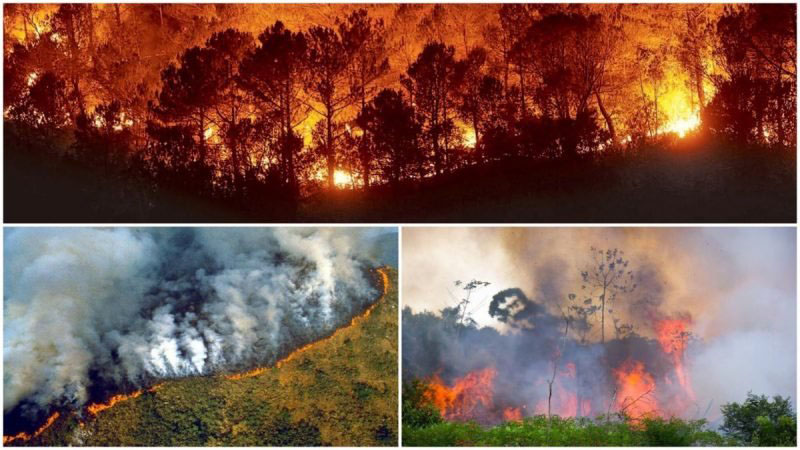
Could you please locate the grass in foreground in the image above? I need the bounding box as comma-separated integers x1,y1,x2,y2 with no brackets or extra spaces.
402,416,731,447
15,268,398,447
402,380,796,447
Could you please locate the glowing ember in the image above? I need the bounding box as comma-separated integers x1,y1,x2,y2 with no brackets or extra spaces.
425,367,497,421
26,72,38,87
613,359,659,419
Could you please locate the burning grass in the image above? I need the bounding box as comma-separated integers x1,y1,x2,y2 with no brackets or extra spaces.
5,268,398,446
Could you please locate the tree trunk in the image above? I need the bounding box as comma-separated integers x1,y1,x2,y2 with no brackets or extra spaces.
114,5,121,28
601,284,606,344
595,91,618,146
327,111,335,190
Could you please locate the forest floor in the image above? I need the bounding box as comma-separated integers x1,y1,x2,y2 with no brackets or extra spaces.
5,268,398,447
302,139,795,223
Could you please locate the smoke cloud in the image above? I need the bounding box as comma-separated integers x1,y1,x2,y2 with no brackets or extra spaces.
402,227,795,422
4,227,395,419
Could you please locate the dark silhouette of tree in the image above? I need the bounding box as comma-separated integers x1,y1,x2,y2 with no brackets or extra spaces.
204,29,254,198
357,89,419,187
455,47,490,151
577,247,636,344
402,42,461,175
50,5,93,116
13,71,71,131
305,25,350,190
706,4,796,147
152,45,219,167
338,9,390,188
239,21,308,199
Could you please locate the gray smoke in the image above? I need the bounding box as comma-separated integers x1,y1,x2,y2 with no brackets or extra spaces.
4,227,395,415
402,227,796,423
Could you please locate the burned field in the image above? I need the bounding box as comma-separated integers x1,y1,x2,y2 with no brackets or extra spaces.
3,227,398,446
401,227,796,446
3,4,795,222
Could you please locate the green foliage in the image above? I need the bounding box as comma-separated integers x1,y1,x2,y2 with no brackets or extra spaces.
721,393,797,446
403,415,731,447
402,379,443,428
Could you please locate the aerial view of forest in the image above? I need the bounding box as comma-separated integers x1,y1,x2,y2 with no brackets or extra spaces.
401,227,796,446
3,4,796,222
3,227,398,446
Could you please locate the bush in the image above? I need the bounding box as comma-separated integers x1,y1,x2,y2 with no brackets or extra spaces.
721,393,797,446
402,379,442,428
402,415,729,446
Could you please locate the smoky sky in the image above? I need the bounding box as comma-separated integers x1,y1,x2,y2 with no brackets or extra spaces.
402,227,796,412
3,227,397,416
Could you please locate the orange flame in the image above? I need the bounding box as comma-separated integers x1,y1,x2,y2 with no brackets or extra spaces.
502,406,523,422
86,382,164,416
425,367,497,421
613,359,659,419
655,318,695,401
2,412,60,445
534,362,579,417
227,267,390,379
5,268,390,442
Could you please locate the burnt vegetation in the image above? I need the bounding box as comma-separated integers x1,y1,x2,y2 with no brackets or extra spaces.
3,4,796,222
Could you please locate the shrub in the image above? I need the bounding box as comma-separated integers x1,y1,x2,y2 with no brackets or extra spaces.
721,393,797,446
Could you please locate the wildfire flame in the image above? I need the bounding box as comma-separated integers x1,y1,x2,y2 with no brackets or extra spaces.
613,359,659,419
86,383,163,416
502,406,523,422
425,367,497,421
655,318,695,401
2,412,60,445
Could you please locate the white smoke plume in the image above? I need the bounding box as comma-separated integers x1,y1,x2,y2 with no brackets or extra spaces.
4,227,395,417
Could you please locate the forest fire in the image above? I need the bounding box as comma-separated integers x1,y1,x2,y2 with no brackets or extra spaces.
227,267,389,379
3,4,794,222
613,360,659,419
4,267,390,443
86,383,163,416
656,318,695,402
2,412,60,445
401,236,729,426
425,368,497,421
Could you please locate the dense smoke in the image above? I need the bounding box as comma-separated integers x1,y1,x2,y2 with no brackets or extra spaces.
4,227,395,420
402,228,795,423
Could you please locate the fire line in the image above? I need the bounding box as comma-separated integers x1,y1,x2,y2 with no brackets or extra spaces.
228,267,390,378
2,267,390,444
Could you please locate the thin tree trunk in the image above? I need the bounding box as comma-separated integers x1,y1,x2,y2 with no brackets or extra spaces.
595,91,617,146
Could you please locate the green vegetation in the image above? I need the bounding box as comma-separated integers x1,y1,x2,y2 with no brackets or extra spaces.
24,268,398,447
402,416,731,447
402,379,796,446
721,393,797,446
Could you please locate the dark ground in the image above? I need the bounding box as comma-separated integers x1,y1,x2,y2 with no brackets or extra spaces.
6,134,795,223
